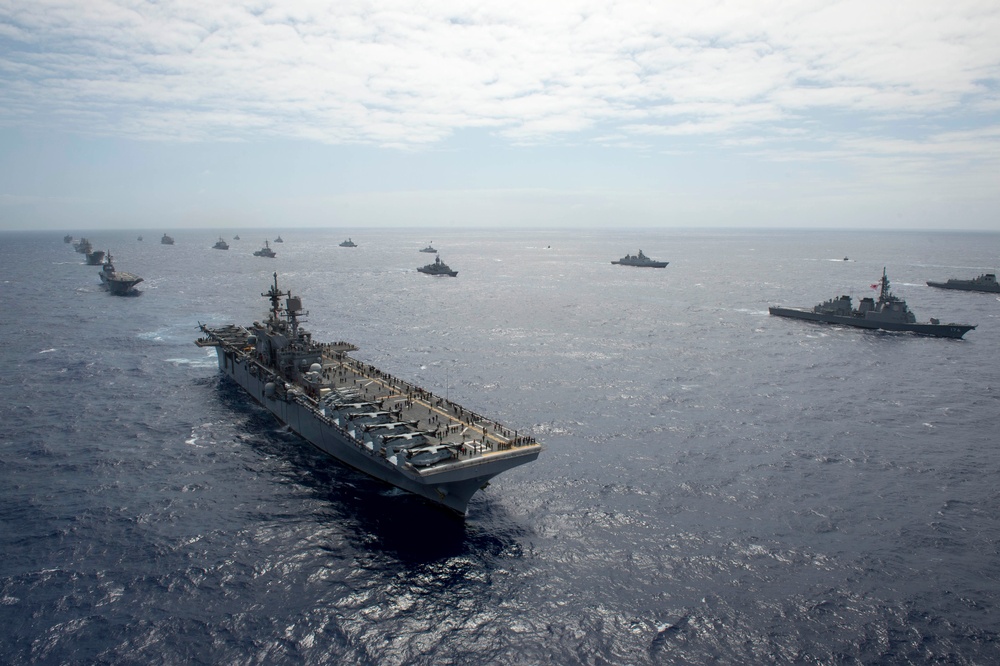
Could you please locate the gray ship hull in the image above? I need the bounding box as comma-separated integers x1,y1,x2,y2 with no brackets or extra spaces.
768,306,974,339
210,347,539,514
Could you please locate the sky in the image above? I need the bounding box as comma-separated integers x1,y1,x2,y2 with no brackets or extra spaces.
1,0,1000,232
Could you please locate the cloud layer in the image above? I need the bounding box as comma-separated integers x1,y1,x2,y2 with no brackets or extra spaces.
2,0,998,150
2,0,1000,231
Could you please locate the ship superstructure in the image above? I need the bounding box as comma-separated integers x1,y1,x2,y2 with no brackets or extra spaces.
196,273,540,515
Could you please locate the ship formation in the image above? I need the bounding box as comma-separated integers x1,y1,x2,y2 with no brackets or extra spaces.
196,273,541,515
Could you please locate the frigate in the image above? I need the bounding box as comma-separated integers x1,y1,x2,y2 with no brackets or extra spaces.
926,273,999,293
212,237,229,250
417,255,458,277
340,238,357,247
612,250,668,268
195,273,540,515
161,234,174,245
770,268,976,339
420,243,437,253
253,241,276,258
98,252,143,295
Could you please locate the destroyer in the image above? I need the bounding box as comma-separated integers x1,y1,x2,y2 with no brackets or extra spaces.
99,251,143,295
770,268,975,339
340,238,357,247
612,250,668,268
927,273,999,293
213,237,230,250
161,233,174,245
195,273,540,515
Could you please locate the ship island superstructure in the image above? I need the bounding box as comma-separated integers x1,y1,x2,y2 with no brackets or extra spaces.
196,273,541,515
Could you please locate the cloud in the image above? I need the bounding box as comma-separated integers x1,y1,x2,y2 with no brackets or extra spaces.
0,0,998,214
0,1,996,143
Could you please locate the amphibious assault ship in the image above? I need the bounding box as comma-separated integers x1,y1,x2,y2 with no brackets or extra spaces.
927,273,999,293
769,268,975,339
196,273,540,515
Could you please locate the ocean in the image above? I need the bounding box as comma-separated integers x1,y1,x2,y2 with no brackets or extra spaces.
1,228,998,664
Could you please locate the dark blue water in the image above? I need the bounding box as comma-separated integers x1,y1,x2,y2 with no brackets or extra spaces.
2,228,999,664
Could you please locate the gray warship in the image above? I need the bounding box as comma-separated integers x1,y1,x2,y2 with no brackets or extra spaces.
85,249,106,265
161,233,174,245
420,242,437,253
927,273,999,293
418,255,457,277
98,252,143,295
213,237,229,250
340,238,357,247
612,250,668,268
253,241,276,258
196,274,540,515
770,268,975,339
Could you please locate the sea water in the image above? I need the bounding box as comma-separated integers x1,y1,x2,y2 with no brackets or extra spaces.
1,228,999,664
